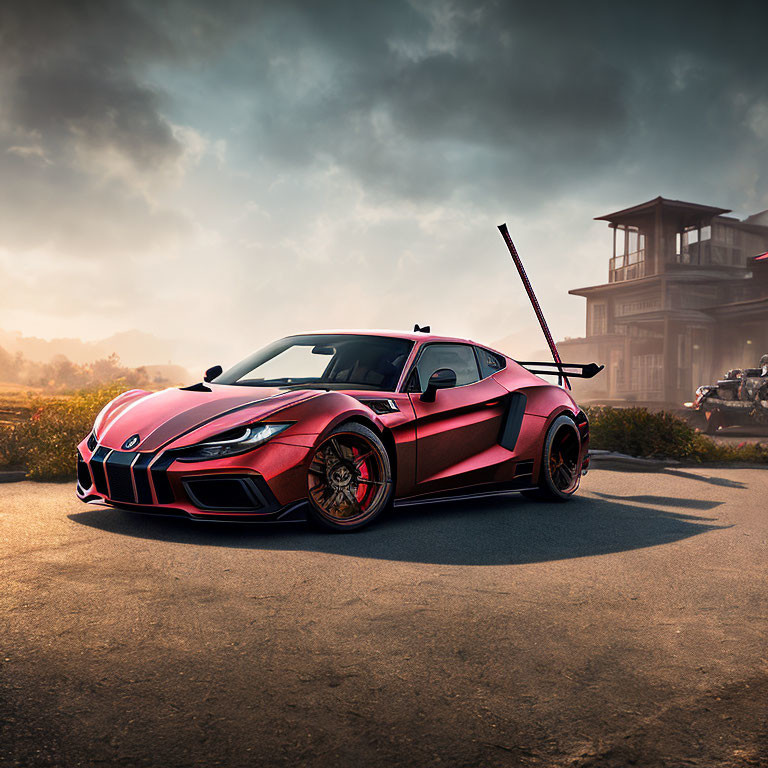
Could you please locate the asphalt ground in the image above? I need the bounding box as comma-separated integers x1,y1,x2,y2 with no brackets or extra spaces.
1,468,766,768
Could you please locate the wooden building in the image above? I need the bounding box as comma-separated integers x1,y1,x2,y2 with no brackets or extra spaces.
559,197,768,405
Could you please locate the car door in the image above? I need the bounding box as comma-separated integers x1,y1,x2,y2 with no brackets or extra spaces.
406,343,508,493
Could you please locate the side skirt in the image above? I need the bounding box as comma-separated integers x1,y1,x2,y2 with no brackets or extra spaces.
395,478,538,507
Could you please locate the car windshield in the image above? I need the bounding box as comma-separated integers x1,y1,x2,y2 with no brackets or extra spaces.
214,334,414,391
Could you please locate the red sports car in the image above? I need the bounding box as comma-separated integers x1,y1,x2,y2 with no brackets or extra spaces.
76,328,598,531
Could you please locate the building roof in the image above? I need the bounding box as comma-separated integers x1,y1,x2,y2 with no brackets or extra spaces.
594,196,731,224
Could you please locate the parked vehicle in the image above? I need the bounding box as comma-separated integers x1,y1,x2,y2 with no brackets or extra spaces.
76,225,603,531
689,355,768,433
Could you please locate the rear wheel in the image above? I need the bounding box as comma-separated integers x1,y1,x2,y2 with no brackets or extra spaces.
704,410,725,435
521,414,581,502
306,422,394,531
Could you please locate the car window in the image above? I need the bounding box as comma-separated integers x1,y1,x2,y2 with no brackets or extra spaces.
216,335,413,391
475,347,506,378
412,344,480,391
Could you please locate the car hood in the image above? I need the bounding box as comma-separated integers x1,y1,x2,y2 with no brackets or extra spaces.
94,384,321,452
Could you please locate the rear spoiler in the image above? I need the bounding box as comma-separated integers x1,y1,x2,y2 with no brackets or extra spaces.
515,361,604,379
498,223,605,389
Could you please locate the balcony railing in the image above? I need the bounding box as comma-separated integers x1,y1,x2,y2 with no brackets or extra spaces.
609,254,646,282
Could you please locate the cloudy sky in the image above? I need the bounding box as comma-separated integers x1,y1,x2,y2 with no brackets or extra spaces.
2,0,768,369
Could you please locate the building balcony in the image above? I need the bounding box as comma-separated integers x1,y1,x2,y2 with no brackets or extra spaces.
609,254,646,282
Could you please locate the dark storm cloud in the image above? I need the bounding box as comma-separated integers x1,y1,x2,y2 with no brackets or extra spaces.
0,0,179,169
236,0,768,206
0,0,262,254
3,0,768,210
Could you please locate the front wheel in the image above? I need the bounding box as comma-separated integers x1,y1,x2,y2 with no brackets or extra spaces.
306,422,394,531
521,414,582,502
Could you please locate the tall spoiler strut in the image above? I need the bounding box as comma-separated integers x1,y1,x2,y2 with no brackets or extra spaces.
497,223,604,388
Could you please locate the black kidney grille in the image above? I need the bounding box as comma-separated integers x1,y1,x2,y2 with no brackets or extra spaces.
86,448,180,506
151,453,177,504
90,446,110,495
133,453,154,504
105,451,137,503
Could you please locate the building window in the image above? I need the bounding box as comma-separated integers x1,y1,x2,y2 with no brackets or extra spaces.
676,224,713,265
630,354,663,393
590,303,607,336
610,226,646,282
615,298,661,317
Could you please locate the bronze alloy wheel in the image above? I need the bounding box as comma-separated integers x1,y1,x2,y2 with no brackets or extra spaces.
547,419,581,495
522,414,581,502
306,422,393,531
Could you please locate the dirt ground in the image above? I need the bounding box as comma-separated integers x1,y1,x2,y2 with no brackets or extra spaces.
1,468,766,767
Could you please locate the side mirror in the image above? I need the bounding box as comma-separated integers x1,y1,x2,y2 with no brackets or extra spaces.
420,368,457,402
204,365,223,383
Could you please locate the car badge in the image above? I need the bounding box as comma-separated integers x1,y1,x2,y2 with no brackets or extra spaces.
122,434,140,450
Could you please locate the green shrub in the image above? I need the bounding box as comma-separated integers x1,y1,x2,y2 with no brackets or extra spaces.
0,383,129,481
583,405,768,463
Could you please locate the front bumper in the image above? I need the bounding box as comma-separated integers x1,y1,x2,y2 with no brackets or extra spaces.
76,438,312,522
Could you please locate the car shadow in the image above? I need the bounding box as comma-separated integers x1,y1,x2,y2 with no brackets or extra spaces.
68,492,728,566
594,465,747,488
591,492,723,511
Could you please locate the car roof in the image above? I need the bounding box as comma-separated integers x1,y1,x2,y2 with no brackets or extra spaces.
287,329,501,350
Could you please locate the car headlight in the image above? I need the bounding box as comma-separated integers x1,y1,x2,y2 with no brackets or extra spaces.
176,423,291,462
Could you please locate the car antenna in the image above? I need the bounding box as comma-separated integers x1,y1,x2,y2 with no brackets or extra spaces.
497,224,570,389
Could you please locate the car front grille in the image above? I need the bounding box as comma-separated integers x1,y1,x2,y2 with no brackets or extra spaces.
86,447,175,506
90,446,110,496
84,447,279,513
105,451,136,503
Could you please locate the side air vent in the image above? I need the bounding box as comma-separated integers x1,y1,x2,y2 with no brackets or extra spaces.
359,398,400,415
499,392,527,451
514,459,534,478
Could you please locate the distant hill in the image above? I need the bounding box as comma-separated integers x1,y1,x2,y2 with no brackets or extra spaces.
142,365,193,386
0,329,182,369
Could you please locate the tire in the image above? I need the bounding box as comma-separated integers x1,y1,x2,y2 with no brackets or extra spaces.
306,421,394,532
704,410,724,435
520,414,582,502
